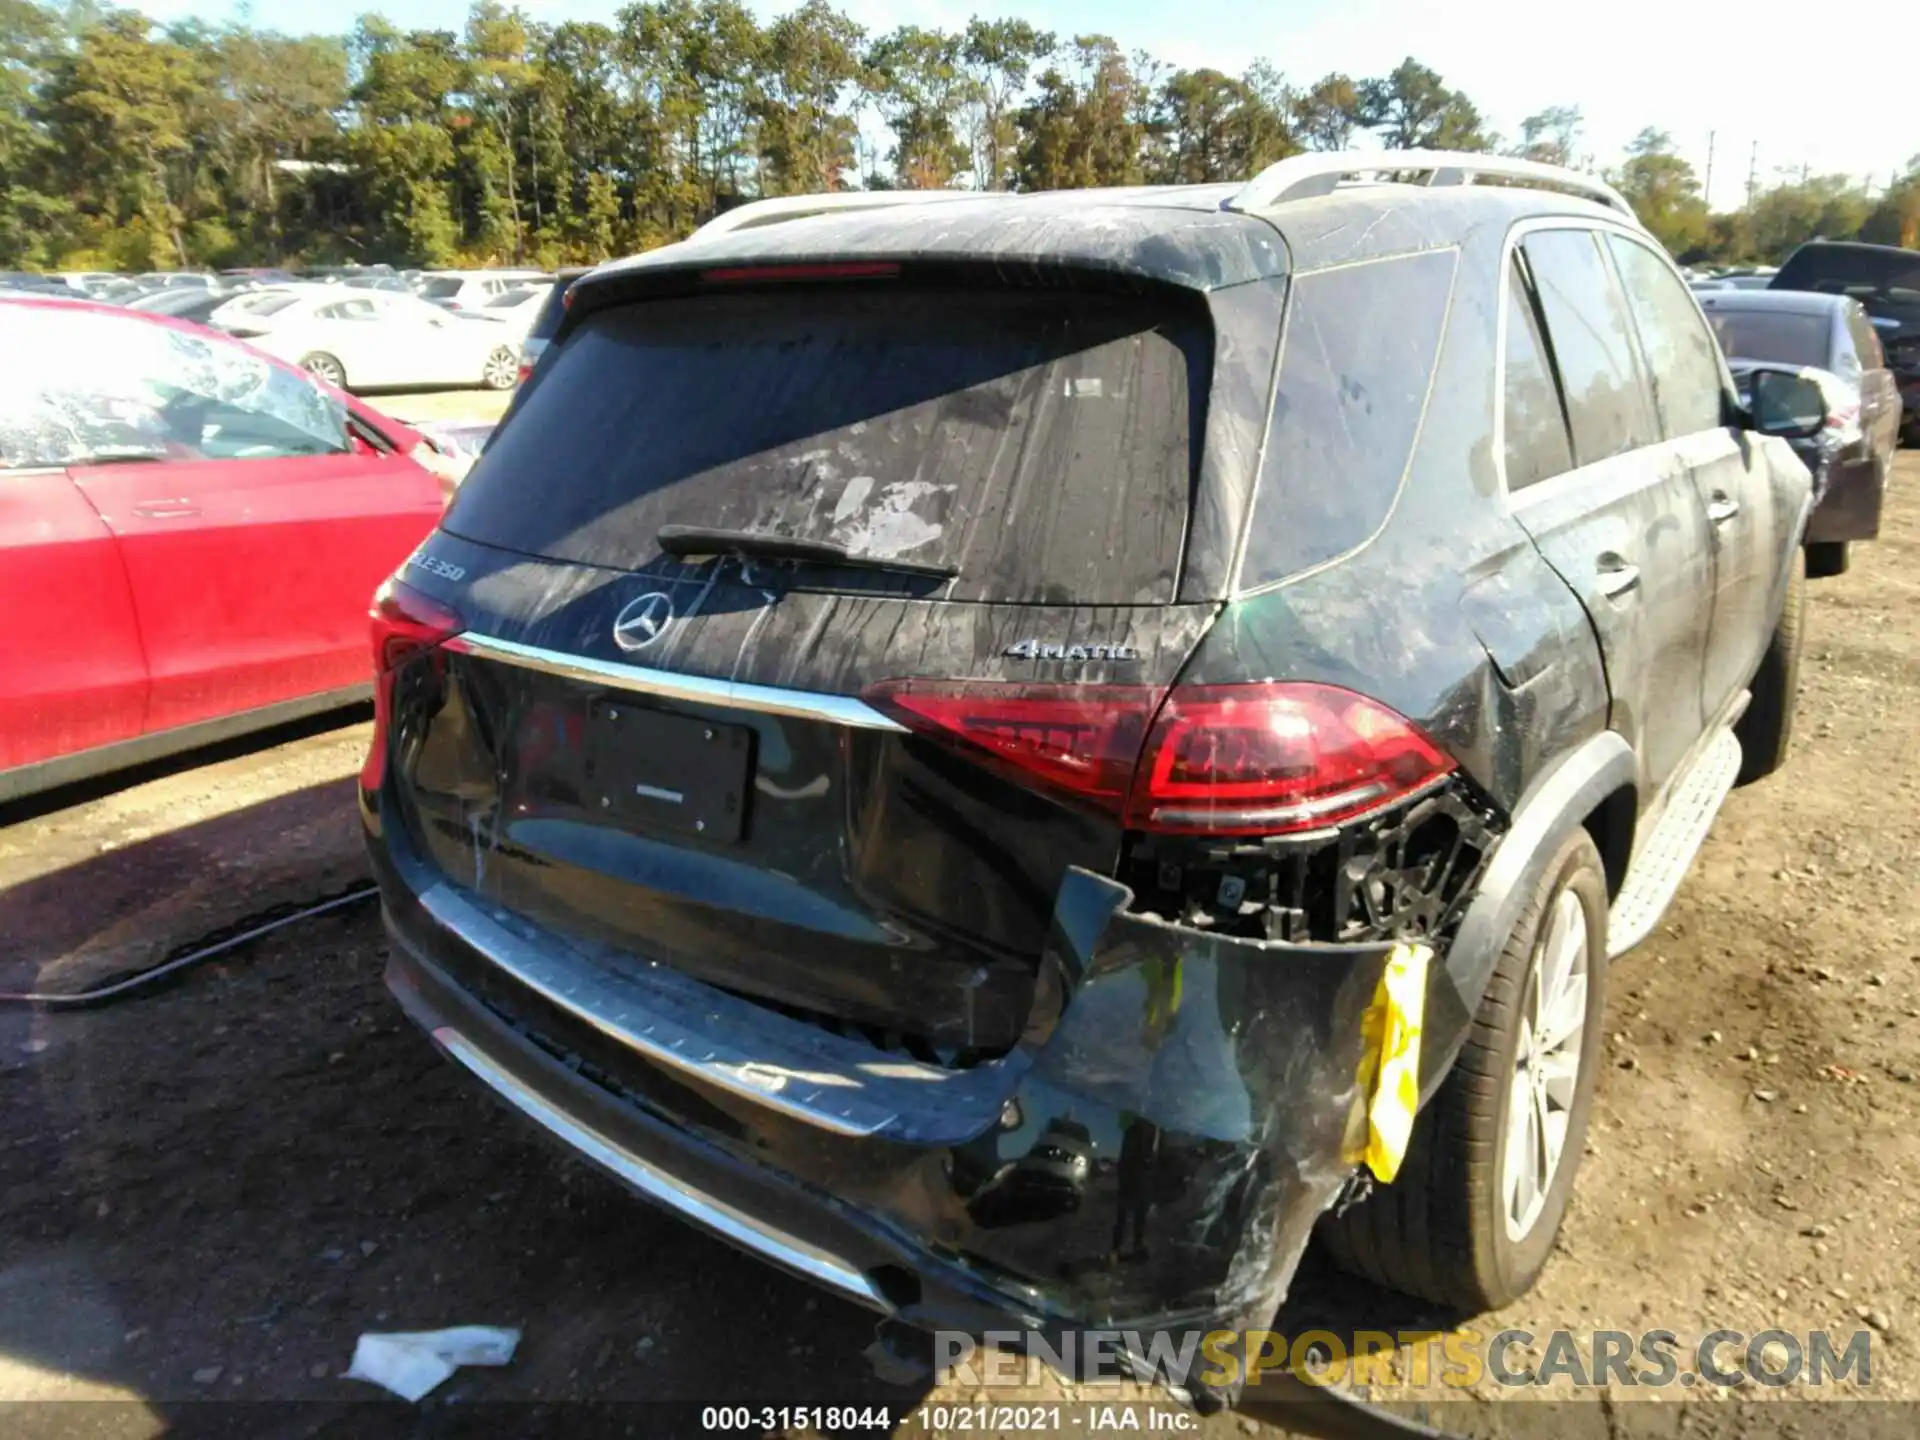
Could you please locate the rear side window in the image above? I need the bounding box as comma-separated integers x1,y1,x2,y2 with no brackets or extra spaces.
1846,306,1884,369
448,287,1210,604
1703,307,1830,366
1240,248,1457,584
1502,261,1574,491
528,277,580,343
1606,235,1727,438
1522,230,1659,465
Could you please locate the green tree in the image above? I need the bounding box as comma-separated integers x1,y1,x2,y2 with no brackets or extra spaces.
1356,58,1488,151
1013,35,1147,191
0,0,65,266
38,10,204,266
1149,63,1295,185
1514,105,1580,167
616,0,762,229
753,0,863,195
959,17,1052,191
1860,157,1920,249
1291,72,1360,152
1615,128,1708,257
864,25,974,188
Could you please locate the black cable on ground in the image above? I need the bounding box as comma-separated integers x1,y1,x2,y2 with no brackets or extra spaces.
0,884,379,1010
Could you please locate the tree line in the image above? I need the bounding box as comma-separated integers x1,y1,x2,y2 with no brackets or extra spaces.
2,0,1916,273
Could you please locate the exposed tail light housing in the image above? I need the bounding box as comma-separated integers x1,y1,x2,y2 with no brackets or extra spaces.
361,576,463,790
864,679,1453,837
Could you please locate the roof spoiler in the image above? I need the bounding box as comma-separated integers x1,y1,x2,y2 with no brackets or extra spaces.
1226,150,1640,224
689,190,997,241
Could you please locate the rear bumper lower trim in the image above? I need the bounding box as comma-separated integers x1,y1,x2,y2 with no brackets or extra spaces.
443,632,907,732
428,1020,890,1311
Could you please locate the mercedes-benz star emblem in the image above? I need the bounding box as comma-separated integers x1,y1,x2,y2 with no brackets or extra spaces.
612,591,674,652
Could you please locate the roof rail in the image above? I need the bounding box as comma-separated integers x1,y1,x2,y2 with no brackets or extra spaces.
1226,150,1639,223
689,190,994,240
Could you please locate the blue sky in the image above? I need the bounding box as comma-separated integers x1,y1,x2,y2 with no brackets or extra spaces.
160,0,1916,211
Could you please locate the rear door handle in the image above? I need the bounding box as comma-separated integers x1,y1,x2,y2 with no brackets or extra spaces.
1707,492,1742,525
132,500,201,519
1596,553,1641,599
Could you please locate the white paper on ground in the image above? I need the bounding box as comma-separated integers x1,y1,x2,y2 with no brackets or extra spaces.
344,1325,521,1402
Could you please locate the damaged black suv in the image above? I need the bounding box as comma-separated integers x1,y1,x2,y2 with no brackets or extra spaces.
361,153,1828,1408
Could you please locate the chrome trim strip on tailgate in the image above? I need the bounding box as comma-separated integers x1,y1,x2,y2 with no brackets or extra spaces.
430,1024,890,1311
443,633,907,732
414,878,1014,1143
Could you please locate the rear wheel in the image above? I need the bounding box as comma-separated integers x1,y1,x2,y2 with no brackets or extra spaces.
299,352,347,389
1804,541,1849,579
1734,547,1807,785
481,346,518,391
1318,828,1608,1311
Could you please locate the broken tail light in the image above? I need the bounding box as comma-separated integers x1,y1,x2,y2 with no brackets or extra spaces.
1124,682,1454,834
361,576,463,790
865,679,1453,836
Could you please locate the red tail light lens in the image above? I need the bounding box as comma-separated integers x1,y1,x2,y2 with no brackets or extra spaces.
1126,682,1453,834
362,577,462,791
515,361,533,386
865,680,1157,813
865,678,1452,836
370,576,462,675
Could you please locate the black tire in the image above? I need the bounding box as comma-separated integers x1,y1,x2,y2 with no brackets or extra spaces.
299,352,347,389
1804,541,1849,579
1734,546,1807,786
1318,828,1609,1311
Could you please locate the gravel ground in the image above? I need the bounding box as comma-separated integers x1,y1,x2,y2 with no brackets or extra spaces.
1,454,1915,1439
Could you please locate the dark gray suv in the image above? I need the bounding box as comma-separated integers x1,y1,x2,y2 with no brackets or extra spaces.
359,153,1826,1409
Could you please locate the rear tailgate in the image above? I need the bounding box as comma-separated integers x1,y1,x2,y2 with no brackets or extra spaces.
385,275,1251,1057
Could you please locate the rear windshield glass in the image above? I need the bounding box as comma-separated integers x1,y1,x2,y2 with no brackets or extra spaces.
446,287,1210,604
420,278,462,299
1705,308,1830,366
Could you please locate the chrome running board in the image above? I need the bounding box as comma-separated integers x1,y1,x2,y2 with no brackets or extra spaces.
1607,726,1742,959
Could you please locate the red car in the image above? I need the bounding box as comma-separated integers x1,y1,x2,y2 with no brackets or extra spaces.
0,296,447,803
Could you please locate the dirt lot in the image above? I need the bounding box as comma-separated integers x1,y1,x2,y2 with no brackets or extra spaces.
1,455,1916,1439
372,388,512,429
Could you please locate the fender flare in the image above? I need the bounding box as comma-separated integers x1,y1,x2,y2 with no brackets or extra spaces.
1419,729,1637,1099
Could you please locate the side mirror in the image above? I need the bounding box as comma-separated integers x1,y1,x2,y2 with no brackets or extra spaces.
1747,370,1827,441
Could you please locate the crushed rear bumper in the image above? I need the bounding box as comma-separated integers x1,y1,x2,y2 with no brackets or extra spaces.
370,811,1412,1406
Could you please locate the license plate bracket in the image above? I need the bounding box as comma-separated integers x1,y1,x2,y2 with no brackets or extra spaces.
582,699,752,842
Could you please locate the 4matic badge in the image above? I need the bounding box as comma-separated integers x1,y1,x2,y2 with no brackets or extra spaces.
1003,639,1142,662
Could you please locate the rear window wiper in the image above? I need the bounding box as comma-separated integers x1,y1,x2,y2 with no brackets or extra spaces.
656,524,958,580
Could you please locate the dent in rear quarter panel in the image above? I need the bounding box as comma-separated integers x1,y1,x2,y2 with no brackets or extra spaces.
1180,208,1609,1077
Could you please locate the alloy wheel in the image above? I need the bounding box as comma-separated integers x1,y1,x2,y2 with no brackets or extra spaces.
1502,888,1589,1242
483,348,518,389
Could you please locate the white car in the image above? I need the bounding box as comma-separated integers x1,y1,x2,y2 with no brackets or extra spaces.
217,289,522,391
415,270,550,312
470,284,550,341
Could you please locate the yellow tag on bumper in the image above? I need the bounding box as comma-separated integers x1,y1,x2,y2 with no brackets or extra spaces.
1352,941,1431,1184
